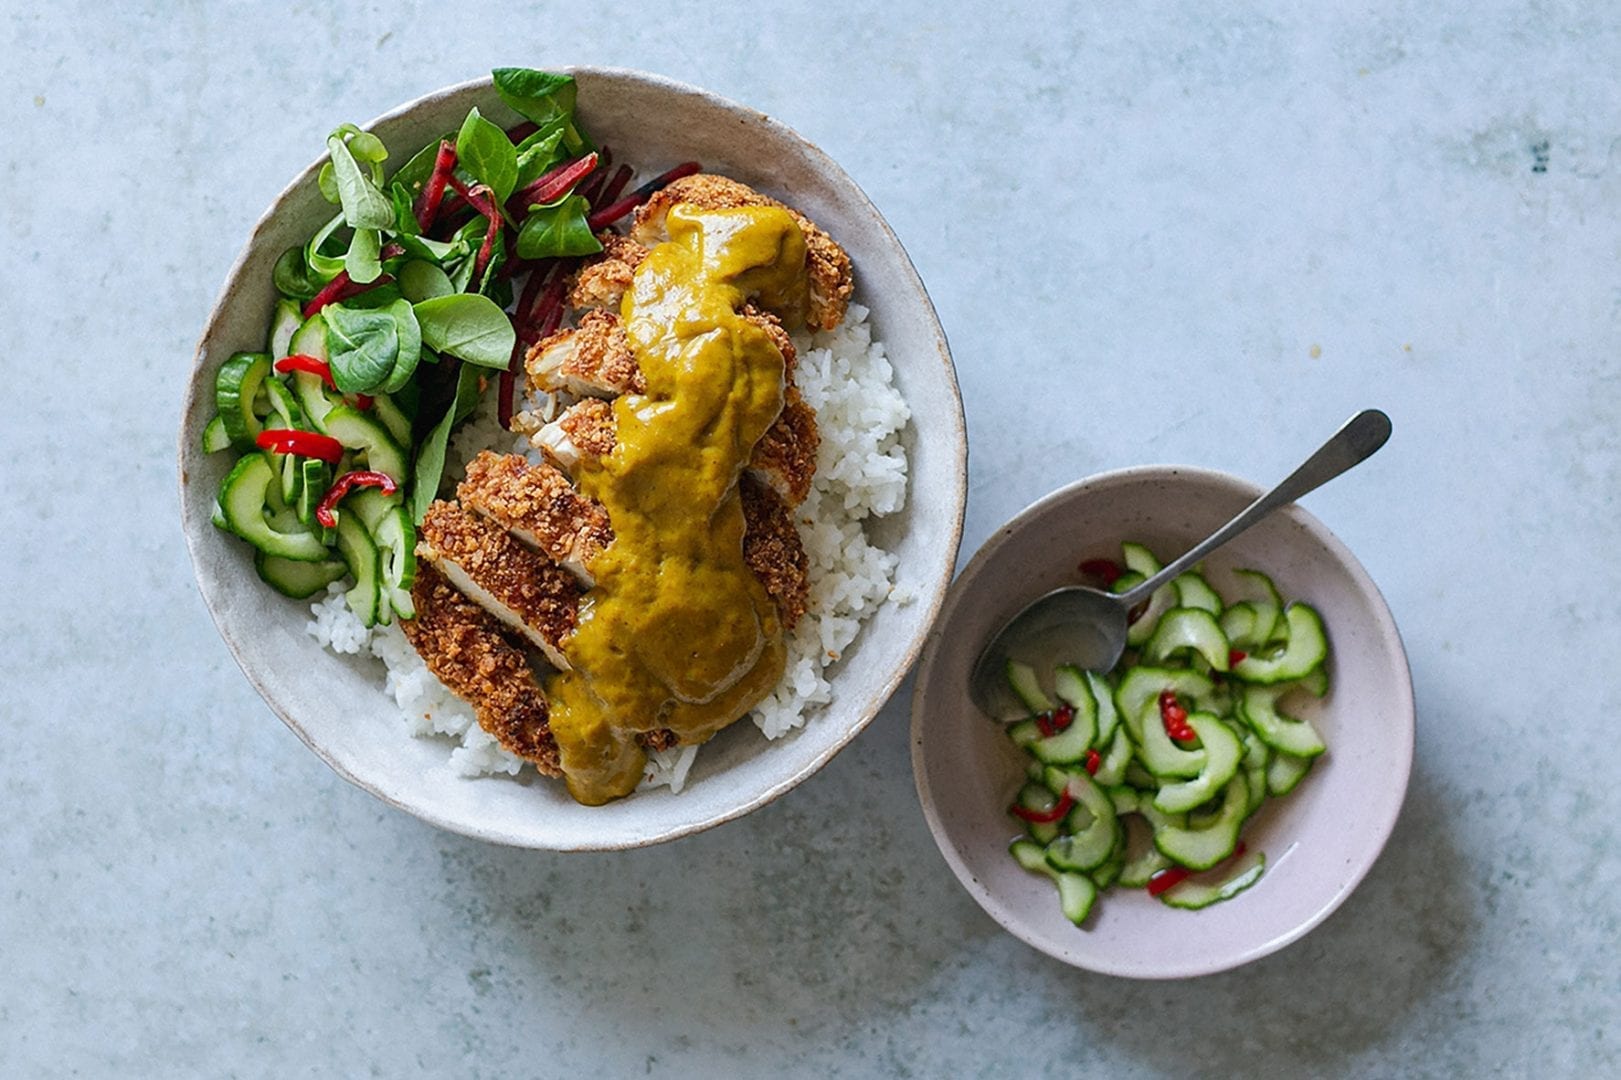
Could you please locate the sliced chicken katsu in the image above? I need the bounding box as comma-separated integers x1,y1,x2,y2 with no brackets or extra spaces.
400,564,562,775
527,307,795,399
417,500,582,670
630,174,853,332
531,387,818,510
740,475,810,630
526,310,646,398
565,231,649,312
456,450,613,587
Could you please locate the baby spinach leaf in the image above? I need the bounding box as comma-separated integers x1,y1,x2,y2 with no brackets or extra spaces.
399,259,456,302
455,107,517,204
323,304,400,393
382,298,422,394
327,130,394,230
492,68,576,128
412,293,516,369
345,226,382,284
411,362,483,524
513,124,566,189
317,162,340,204
515,194,602,259
273,246,321,301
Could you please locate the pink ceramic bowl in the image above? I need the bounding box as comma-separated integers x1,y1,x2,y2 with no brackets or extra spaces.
910,466,1413,978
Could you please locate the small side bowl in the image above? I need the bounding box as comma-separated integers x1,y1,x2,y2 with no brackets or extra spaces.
910,466,1413,978
180,69,967,850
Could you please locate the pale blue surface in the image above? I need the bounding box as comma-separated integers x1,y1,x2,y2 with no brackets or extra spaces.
3,2,1618,1076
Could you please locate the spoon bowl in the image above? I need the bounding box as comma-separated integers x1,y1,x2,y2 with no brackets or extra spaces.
969,409,1391,713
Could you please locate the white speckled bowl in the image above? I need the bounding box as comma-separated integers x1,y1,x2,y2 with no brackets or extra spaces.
911,467,1412,978
179,69,966,850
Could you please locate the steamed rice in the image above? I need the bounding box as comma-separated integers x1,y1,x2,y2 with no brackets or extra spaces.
306,303,909,792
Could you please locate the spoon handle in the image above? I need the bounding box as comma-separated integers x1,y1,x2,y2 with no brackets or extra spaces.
1120,409,1393,607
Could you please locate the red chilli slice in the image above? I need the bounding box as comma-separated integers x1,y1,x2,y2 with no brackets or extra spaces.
314,470,398,528
1148,842,1248,898
255,429,344,464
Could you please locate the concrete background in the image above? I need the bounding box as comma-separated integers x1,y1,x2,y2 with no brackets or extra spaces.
3,1,1616,1076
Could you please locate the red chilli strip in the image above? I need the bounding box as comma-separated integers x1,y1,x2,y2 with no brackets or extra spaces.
414,140,459,232
302,271,395,319
1079,558,1123,586
1083,749,1102,776
1009,790,1075,825
586,161,701,231
275,354,336,390
314,470,398,528
1229,649,1248,667
256,429,344,465
510,152,599,215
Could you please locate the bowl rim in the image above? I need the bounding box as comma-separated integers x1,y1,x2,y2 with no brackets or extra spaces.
909,464,1414,977
179,66,967,849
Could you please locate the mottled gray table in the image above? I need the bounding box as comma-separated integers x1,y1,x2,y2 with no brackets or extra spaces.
4,3,1616,1076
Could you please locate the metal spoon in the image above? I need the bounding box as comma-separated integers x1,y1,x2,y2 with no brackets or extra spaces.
968,408,1392,717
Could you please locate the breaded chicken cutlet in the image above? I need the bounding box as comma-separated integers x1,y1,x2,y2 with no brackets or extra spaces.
630,174,853,332
457,450,613,588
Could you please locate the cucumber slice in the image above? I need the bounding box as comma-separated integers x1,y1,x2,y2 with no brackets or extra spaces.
1123,762,1158,790
1152,713,1244,814
279,447,302,505
1238,683,1327,758
1232,568,1283,611
1266,750,1314,796
350,490,417,619
1145,607,1232,671
1296,664,1330,697
254,551,347,599
267,298,303,360
217,453,329,562
215,352,273,449
1158,848,1266,910
1115,667,1211,778
1044,770,1119,873
1119,543,1176,647
321,404,408,485
1090,850,1124,890
1010,667,1099,763
333,511,382,627
291,370,338,433
288,312,329,362
263,378,304,430
1118,813,1173,888
1010,838,1099,926
200,415,232,454
1220,601,1279,652
296,459,330,527
1242,731,1271,816
372,393,414,447
1006,660,1054,714
1086,670,1119,744
1153,776,1247,870
1173,572,1222,615
1092,727,1133,786
1013,782,1064,845
1107,786,1140,815
1231,604,1328,684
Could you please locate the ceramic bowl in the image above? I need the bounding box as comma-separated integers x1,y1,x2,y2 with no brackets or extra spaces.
179,68,966,850
910,466,1412,978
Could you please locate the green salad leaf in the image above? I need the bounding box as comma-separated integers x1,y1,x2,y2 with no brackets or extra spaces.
327,129,394,230
516,193,602,259
323,305,399,393
306,212,348,282
381,299,422,394
273,246,321,301
399,259,455,302
455,107,518,204
412,293,516,369
344,226,382,284
492,68,576,128
513,124,567,190
411,362,483,524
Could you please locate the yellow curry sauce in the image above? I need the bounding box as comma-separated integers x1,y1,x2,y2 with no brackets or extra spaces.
546,203,811,804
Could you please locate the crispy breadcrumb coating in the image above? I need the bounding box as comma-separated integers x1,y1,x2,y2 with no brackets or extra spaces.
457,451,613,586
565,231,649,311
400,565,563,775
526,310,646,398
748,386,819,507
417,500,582,670
740,475,810,630
630,174,853,331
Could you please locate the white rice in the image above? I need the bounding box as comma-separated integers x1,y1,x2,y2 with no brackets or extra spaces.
306,302,910,792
